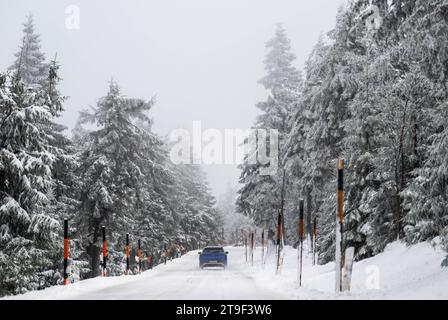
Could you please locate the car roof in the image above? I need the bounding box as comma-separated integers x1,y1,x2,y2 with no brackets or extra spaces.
204,246,224,249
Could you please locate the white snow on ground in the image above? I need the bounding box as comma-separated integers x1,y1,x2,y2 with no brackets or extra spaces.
3,241,447,300
250,240,448,300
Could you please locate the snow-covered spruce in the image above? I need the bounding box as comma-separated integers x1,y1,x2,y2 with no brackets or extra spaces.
73,81,223,278
0,68,64,295
236,23,302,245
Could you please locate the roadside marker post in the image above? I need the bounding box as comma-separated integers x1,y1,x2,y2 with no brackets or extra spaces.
102,226,107,277
298,200,304,286
125,233,130,275
63,219,69,285
275,209,282,275
138,239,142,274
335,159,344,292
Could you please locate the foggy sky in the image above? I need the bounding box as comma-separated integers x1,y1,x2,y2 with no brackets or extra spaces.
0,0,346,197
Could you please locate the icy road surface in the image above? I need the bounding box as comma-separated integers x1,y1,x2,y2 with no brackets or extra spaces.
7,247,288,300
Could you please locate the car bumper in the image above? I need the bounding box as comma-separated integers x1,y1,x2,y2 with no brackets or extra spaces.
200,261,227,268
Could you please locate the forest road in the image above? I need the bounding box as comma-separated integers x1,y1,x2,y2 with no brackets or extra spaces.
10,247,288,300
68,247,287,300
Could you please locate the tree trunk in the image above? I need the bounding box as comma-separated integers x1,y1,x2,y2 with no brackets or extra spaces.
394,151,402,241
88,243,101,278
412,119,419,169
394,100,409,241
88,224,101,278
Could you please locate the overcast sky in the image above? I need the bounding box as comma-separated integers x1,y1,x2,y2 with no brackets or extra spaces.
0,0,346,197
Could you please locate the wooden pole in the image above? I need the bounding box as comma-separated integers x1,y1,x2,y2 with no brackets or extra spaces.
335,159,344,292
63,219,69,285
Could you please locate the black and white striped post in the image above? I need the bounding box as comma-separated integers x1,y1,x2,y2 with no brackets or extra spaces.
63,218,69,285
125,233,130,275
102,226,107,277
335,159,344,292
298,200,304,286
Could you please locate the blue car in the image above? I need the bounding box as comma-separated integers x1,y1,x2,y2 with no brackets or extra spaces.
198,246,228,269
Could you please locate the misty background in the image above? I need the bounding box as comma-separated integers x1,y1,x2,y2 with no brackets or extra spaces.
0,0,345,197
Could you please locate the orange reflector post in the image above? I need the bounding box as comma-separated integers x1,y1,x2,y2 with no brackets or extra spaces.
63,219,69,285
125,233,130,275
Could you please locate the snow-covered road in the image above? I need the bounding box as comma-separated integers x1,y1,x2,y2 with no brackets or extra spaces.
6,247,288,300
5,241,448,300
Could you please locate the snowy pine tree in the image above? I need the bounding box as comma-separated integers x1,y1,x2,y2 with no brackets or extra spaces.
286,1,447,265
0,68,63,295
74,81,160,277
8,14,49,89
237,24,302,236
285,5,363,263
169,161,223,249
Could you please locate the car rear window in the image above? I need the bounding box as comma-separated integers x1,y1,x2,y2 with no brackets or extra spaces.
203,247,224,253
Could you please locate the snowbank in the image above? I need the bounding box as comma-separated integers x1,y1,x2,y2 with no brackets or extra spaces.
2,254,189,300
247,240,448,300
